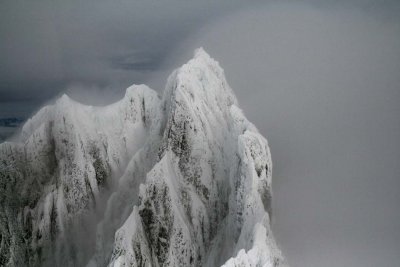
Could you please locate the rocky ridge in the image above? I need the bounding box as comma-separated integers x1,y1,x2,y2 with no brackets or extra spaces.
0,48,286,267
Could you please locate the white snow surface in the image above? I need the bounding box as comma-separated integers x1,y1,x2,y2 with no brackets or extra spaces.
0,48,286,267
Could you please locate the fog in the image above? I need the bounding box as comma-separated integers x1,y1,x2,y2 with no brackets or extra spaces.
1,1,400,266
167,2,400,266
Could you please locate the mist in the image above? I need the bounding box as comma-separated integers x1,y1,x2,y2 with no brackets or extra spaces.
1,1,400,266
164,2,400,266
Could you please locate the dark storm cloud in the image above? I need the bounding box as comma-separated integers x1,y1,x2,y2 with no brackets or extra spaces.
0,0,253,116
109,54,160,71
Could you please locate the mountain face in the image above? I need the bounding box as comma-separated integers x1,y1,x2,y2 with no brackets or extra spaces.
0,49,286,267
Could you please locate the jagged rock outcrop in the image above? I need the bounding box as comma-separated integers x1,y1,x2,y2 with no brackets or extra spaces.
0,86,159,266
0,48,286,267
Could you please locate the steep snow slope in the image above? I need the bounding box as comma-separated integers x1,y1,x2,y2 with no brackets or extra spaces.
0,86,160,266
0,48,286,267
106,49,285,267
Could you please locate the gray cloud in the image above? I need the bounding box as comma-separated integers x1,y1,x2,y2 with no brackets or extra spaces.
168,2,400,266
1,1,399,266
0,0,252,115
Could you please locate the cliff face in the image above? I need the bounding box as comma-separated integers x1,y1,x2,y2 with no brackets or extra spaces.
0,49,286,267
0,83,160,266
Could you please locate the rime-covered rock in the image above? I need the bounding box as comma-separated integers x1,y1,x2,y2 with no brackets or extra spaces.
0,48,286,267
0,85,159,266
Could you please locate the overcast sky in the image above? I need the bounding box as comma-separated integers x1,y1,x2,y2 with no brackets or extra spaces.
1,1,400,266
0,0,254,116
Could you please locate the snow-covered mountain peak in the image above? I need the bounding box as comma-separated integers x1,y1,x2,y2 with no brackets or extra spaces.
162,48,237,125
58,93,73,103
124,84,153,99
193,47,208,58
0,49,286,267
